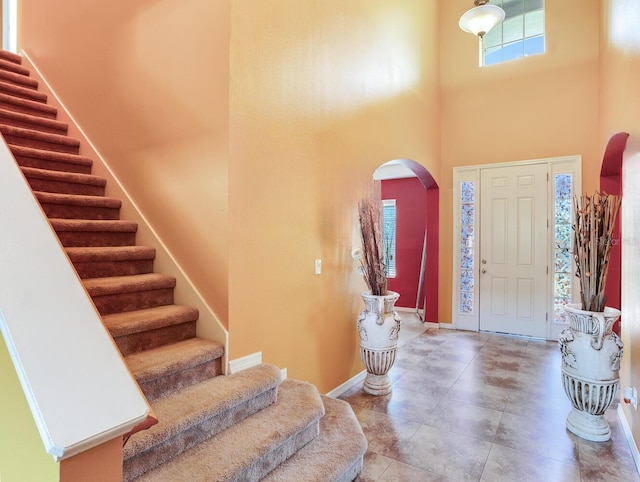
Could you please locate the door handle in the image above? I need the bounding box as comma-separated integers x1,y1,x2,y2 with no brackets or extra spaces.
481,268,487,274
481,259,487,264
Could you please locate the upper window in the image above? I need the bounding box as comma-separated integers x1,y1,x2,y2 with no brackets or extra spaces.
484,0,545,66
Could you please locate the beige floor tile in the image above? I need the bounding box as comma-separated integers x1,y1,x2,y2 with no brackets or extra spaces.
341,328,639,482
481,444,580,482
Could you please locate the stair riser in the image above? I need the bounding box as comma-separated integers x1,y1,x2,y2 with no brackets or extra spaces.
73,259,154,279
14,154,92,174
0,99,57,119
140,358,223,402
24,177,105,196
40,203,120,220
114,322,196,356
91,288,174,316
0,82,46,102
0,115,67,135
4,134,79,154
123,387,278,481
55,231,136,247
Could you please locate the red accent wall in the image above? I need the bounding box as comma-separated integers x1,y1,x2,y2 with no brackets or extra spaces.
381,178,427,311
600,132,629,335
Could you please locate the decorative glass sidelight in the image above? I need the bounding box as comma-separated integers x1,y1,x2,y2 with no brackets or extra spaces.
459,181,475,313
554,173,573,322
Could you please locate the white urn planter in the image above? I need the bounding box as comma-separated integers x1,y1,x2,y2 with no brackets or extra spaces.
357,291,401,396
559,303,624,442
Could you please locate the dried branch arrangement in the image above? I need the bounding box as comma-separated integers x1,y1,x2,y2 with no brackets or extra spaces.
356,198,388,296
572,192,621,312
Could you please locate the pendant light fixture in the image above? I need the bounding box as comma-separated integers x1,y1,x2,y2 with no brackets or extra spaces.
459,0,506,66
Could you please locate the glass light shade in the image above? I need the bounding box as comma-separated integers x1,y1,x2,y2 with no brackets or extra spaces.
459,4,505,37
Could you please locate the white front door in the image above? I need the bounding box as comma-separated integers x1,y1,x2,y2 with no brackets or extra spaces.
479,164,548,337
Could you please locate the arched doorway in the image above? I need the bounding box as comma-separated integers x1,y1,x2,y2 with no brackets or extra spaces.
374,159,439,322
600,131,629,335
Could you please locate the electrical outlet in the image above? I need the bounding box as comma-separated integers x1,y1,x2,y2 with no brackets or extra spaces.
314,259,322,275
634,387,638,410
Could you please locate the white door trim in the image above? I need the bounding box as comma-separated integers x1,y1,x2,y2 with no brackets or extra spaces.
452,155,582,340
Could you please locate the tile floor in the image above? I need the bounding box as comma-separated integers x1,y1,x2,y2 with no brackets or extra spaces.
339,313,640,482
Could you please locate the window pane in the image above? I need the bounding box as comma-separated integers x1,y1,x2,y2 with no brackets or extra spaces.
524,35,545,56
460,291,474,314
484,46,503,66
484,26,502,49
501,40,525,62
524,9,544,37
461,181,476,203
382,201,396,278
553,173,573,322
459,181,476,314
503,15,523,44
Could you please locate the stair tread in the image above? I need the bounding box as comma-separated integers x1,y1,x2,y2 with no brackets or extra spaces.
35,191,121,208
10,144,92,164
125,338,224,384
0,123,79,146
132,379,324,482
103,305,197,337
0,51,24,66
263,396,367,482
66,246,155,262
21,166,106,187
0,56,28,73
0,91,57,117
84,273,176,296
0,68,38,89
50,218,138,231
0,107,67,132
124,364,282,460
0,78,47,101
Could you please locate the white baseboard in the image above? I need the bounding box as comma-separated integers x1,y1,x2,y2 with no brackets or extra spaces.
227,352,287,380
228,352,262,374
325,370,366,398
618,404,640,476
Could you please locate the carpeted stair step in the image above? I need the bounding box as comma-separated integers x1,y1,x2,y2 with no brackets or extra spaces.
0,107,67,135
83,273,176,315
125,338,225,402
0,78,47,103
0,124,79,154
50,219,137,247
0,51,24,66
66,246,155,279
34,191,121,220
131,378,325,482
123,364,282,481
102,305,198,356
21,166,106,196
263,396,368,482
10,145,92,173
0,67,38,90
0,92,57,119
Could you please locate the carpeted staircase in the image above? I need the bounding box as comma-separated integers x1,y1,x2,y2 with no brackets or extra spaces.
1,49,366,481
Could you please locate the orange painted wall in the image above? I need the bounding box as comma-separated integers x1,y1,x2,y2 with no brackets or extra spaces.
18,0,230,324
17,0,439,393
439,0,601,324
228,0,440,391
601,0,640,450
